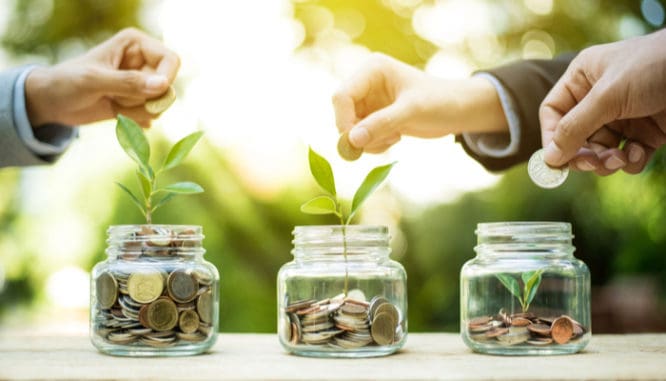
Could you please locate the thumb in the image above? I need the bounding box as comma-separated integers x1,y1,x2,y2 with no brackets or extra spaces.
542,83,615,166
95,69,169,98
348,101,409,148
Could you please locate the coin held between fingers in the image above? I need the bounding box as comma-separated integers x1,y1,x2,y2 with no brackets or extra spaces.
337,132,363,161
145,86,176,114
528,148,569,189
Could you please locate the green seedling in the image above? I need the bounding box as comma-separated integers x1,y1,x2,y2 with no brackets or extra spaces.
115,114,204,224
301,147,396,294
496,269,544,313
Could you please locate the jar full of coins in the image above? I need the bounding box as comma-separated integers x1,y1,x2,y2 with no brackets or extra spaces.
90,225,219,356
460,222,591,355
277,225,407,358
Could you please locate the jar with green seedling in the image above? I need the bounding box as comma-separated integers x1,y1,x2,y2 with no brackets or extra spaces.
277,148,407,358
90,115,219,357
460,222,591,355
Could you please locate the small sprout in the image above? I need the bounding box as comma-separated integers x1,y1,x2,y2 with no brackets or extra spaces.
301,147,395,225
115,114,204,224
496,269,544,313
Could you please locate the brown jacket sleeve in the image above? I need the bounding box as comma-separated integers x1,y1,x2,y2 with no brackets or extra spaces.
456,54,576,172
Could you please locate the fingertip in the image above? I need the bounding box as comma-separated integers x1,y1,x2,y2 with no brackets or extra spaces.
348,126,370,148
544,141,566,166
604,155,627,171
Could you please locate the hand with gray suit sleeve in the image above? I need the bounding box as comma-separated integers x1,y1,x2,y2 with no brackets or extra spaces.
0,28,180,168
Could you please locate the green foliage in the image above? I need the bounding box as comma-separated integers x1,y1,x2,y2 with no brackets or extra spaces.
302,147,396,225
115,115,204,224
496,270,544,313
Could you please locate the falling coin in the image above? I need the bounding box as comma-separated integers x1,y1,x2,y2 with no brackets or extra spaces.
145,86,176,114
527,148,569,189
337,132,363,161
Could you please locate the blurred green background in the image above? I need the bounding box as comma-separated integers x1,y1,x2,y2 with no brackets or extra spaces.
0,0,664,334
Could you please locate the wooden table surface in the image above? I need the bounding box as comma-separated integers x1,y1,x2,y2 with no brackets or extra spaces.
1,332,665,380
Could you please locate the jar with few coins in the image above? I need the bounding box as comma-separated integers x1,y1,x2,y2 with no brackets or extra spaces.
277,225,408,358
90,225,219,356
460,222,591,355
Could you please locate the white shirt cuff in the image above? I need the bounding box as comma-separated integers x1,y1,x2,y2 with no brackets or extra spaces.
462,73,521,158
13,66,76,155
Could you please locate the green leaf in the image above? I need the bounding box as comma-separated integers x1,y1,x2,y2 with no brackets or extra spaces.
496,274,522,301
308,147,336,196
524,269,544,308
300,196,340,216
116,115,150,171
348,162,396,223
160,182,204,194
136,170,152,200
115,182,146,215
162,131,204,171
151,193,176,213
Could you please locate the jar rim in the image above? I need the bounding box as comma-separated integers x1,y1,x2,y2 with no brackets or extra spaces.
476,221,572,236
292,225,390,253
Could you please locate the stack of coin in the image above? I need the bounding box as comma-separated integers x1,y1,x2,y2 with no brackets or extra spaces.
282,291,403,349
466,309,587,346
93,227,216,348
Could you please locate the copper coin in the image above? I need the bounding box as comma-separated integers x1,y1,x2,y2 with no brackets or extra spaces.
551,316,574,344
527,323,552,336
285,299,315,313
485,327,509,338
511,317,532,327
468,316,492,327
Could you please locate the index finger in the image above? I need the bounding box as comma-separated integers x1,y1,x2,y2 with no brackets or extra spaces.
117,29,181,83
331,65,379,133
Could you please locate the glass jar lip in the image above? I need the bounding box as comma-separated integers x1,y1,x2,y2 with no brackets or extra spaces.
292,224,390,251
476,221,572,237
107,224,204,243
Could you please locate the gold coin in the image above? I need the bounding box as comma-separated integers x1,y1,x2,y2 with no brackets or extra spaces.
178,309,200,334
551,316,574,344
373,302,399,324
196,289,214,324
146,297,179,331
167,269,198,303
145,86,176,114
511,317,532,327
337,132,363,161
128,270,164,304
96,271,118,309
371,311,396,346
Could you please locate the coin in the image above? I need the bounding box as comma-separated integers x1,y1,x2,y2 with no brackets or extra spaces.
146,297,178,331
371,311,396,346
178,309,200,334
128,270,164,303
496,326,530,345
551,316,574,344
96,272,118,309
527,337,553,346
196,289,214,324
145,86,176,114
337,132,363,161
511,317,532,327
527,323,551,336
372,302,399,324
528,148,569,188
167,269,198,303
467,316,491,327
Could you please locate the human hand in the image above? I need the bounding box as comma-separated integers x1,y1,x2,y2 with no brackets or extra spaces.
25,28,180,128
539,30,666,175
332,53,507,154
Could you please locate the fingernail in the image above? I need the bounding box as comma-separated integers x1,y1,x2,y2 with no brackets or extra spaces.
145,75,168,91
628,145,644,163
349,127,370,147
544,142,564,165
605,155,626,170
576,160,596,171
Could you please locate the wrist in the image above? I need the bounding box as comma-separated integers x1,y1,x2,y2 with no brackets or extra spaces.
463,76,509,134
24,67,54,128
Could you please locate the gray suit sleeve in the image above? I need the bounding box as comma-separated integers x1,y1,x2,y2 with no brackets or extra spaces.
0,66,72,168
455,54,576,172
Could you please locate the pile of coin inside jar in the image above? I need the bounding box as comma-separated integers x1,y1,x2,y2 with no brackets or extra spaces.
281,291,403,349
92,226,215,348
466,309,587,346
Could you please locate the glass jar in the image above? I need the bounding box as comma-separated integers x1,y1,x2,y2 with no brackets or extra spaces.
460,222,591,355
90,225,219,356
277,225,407,358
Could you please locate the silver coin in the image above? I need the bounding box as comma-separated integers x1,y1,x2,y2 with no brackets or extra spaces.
527,148,569,189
